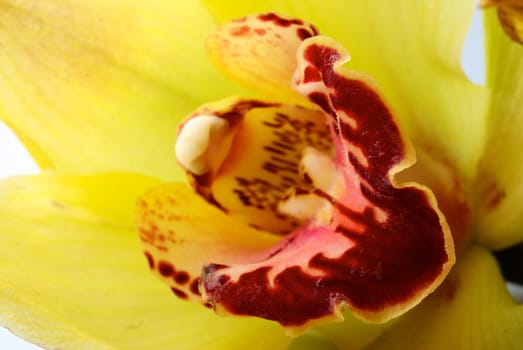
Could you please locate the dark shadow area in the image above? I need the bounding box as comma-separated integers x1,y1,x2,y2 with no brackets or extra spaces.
495,242,523,285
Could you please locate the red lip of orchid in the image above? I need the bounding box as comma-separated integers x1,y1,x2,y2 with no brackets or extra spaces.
137,13,454,334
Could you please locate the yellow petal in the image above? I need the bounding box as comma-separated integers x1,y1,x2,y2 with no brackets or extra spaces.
367,246,523,349
286,334,337,350
206,13,319,105
0,173,290,349
0,1,245,181
201,0,488,179
481,0,523,44
474,10,523,249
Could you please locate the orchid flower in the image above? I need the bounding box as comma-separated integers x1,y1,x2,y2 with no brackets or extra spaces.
0,1,522,349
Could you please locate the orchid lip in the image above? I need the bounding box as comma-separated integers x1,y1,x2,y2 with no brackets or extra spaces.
175,114,232,176
140,13,455,334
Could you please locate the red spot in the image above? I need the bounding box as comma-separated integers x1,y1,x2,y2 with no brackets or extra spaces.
488,190,505,210
144,251,154,269
440,276,459,303
174,271,190,285
254,28,267,36
158,261,175,277
204,302,213,309
258,13,304,27
297,28,313,41
233,16,247,23
171,287,188,299
190,278,201,296
230,25,250,36
303,66,322,83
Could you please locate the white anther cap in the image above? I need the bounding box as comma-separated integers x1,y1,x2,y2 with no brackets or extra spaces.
175,115,231,175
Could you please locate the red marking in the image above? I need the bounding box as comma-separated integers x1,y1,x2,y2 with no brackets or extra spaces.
174,271,190,285
488,190,505,210
182,100,278,211
258,13,304,27
158,261,175,277
254,28,267,36
303,66,322,83
233,16,247,23
230,25,250,36
440,276,459,303
297,28,314,41
144,251,155,269
202,42,450,327
171,287,188,299
190,278,201,296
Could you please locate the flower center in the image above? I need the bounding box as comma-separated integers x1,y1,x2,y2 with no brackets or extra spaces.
175,97,333,235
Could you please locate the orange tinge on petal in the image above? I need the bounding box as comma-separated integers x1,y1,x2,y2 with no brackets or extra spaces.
206,13,319,103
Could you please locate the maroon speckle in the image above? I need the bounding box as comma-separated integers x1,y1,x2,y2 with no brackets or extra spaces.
158,261,175,277
488,188,506,210
184,100,278,212
144,251,154,269
297,28,313,41
190,278,201,296
258,13,304,27
171,287,188,299
230,25,250,36
174,271,190,285
440,276,460,303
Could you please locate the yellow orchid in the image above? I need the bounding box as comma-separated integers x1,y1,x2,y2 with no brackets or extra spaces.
1,0,523,349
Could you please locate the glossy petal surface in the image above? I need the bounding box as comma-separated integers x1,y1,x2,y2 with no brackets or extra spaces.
201,36,454,332
0,173,290,350
0,0,244,180
368,246,523,350
475,10,523,249
202,0,488,178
